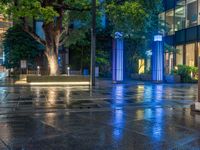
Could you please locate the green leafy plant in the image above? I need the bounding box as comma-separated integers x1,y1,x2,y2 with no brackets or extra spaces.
172,65,198,83
3,24,42,69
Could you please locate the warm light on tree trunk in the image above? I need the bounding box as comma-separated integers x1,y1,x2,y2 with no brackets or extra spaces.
46,51,59,76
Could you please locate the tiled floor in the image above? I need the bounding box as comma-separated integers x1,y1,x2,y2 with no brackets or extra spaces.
0,81,199,149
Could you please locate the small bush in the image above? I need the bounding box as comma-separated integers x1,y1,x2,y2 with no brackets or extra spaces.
172,65,198,83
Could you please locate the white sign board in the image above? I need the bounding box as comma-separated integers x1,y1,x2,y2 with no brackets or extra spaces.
20,60,27,69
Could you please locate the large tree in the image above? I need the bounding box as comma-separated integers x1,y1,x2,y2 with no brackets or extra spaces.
0,0,162,76
0,0,91,76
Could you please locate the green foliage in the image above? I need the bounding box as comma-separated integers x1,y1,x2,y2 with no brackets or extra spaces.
106,1,147,37
69,33,111,77
106,0,163,75
172,65,198,83
0,0,95,47
106,0,163,38
164,43,179,54
96,50,111,77
3,25,42,69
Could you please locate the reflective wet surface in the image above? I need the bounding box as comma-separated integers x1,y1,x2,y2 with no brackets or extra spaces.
0,81,199,149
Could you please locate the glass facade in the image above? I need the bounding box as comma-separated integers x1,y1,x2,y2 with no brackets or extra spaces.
165,52,174,74
158,12,166,34
160,0,200,70
186,43,195,66
160,0,200,34
166,10,174,35
176,45,184,65
175,0,185,31
186,0,197,28
198,43,200,56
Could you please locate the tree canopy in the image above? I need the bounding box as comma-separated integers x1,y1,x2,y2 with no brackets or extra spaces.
3,25,42,69
0,0,163,75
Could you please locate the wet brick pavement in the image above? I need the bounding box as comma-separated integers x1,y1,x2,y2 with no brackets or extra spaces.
0,81,199,150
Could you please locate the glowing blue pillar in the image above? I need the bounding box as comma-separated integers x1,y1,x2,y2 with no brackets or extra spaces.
152,35,164,82
112,32,124,83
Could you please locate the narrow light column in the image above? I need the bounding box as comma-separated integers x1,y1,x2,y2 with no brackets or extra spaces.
152,35,164,82
112,32,124,83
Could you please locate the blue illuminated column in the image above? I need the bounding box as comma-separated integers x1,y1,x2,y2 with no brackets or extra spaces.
112,32,124,83
152,35,164,82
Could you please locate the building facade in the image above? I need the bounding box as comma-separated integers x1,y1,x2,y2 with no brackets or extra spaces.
160,0,200,73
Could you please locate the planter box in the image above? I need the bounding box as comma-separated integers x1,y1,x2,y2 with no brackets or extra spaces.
164,75,181,83
131,74,140,80
140,74,152,81
131,74,152,81
27,75,89,83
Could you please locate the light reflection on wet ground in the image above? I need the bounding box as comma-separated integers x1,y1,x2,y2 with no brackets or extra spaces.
0,81,199,149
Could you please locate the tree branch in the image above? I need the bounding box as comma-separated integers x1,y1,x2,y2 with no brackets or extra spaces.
23,27,46,46
53,3,91,11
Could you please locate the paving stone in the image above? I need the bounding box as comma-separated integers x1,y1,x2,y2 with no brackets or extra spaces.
0,81,199,149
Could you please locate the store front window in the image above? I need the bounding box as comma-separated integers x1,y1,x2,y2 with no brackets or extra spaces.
175,0,185,31
159,12,165,35
166,10,174,35
198,0,200,24
165,52,174,74
186,43,195,66
198,43,200,57
186,0,197,28
176,45,184,65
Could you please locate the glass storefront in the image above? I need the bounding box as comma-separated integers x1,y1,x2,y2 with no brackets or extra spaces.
186,0,198,28
159,12,166,35
175,0,185,31
186,43,195,66
198,0,200,24
165,52,174,74
198,43,200,56
160,0,200,33
160,1,200,69
176,45,184,65
166,10,174,35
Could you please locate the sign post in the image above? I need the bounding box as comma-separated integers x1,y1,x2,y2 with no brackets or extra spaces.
20,60,27,74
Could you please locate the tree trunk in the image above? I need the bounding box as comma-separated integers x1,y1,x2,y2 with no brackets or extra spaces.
43,23,61,76
45,47,59,76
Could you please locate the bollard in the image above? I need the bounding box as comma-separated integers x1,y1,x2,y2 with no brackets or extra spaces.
37,66,40,76
67,67,70,76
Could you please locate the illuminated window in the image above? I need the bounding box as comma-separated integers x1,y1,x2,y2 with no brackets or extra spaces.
175,0,185,31
166,9,174,35
186,0,197,28
165,52,174,74
198,43,200,57
158,12,165,35
198,0,200,24
186,43,195,66
176,45,183,65
138,59,145,74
